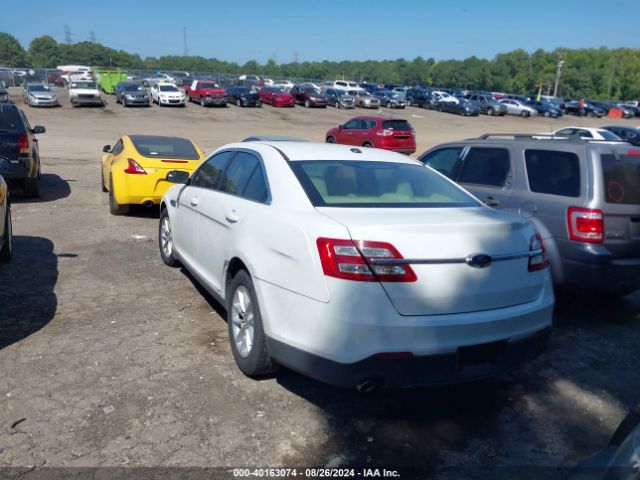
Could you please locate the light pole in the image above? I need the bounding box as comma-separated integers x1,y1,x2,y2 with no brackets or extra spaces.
553,59,564,97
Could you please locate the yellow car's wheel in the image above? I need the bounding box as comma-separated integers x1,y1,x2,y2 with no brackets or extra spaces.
109,176,130,216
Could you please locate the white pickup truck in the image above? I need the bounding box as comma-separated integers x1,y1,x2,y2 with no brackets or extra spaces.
68,80,104,107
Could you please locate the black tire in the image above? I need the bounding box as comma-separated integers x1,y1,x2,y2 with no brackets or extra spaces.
101,169,107,192
335,101,340,108
363,142,373,147
543,111,550,117
227,270,277,376
109,177,129,215
326,136,336,143
0,206,12,263
521,110,529,117
200,97,206,107
406,98,412,107
23,178,40,198
159,208,180,267
588,111,596,118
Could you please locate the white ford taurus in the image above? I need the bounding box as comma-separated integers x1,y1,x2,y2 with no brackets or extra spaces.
159,142,554,389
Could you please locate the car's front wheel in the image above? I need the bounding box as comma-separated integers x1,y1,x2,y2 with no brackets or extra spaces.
159,208,180,267
227,270,277,376
326,136,336,143
0,206,12,263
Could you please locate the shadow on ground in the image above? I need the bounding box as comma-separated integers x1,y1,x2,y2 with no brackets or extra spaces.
0,236,58,349
9,173,71,203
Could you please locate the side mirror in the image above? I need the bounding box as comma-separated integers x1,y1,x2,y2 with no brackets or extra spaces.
166,170,190,184
32,125,46,134
338,125,343,130
102,145,111,153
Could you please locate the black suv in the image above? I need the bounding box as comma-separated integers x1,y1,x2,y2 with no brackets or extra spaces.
405,88,434,109
226,86,261,107
0,104,45,197
418,134,640,296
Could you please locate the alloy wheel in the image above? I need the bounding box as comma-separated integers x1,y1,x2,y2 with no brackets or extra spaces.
230,286,255,358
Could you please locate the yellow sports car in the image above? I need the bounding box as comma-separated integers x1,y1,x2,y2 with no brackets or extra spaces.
101,135,205,215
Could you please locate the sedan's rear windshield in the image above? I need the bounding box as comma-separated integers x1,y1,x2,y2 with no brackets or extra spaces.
597,130,621,141
290,160,478,208
382,120,412,131
601,152,640,204
129,135,199,160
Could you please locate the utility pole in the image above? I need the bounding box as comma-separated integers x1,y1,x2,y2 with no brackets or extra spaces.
553,56,565,97
183,26,189,56
64,25,72,44
89,31,96,43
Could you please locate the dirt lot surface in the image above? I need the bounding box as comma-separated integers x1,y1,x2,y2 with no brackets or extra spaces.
1,87,639,479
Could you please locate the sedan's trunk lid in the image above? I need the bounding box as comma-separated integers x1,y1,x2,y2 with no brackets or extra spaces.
317,206,545,316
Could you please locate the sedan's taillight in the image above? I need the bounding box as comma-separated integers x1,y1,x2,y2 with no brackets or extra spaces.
17,135,29,156
528,233,549,272
316,238,416,282
567,207,604,243
124,158,147,175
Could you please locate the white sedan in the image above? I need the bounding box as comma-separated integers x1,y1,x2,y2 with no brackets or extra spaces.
552,127,622,141
150,83,186,107
158,142,554,389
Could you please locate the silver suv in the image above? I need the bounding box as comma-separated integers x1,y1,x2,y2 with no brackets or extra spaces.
418,134,640,296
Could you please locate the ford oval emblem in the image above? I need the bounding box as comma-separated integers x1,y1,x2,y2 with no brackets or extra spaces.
466,254,492,268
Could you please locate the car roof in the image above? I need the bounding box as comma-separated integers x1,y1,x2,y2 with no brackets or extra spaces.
242,135,308,142
221,141,420,164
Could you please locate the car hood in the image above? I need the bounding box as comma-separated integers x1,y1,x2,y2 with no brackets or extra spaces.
70,88,100,95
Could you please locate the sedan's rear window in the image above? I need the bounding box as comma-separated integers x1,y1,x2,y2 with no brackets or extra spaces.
129,135,199,160
381,120,412,131
601,152,640,204
290,160,478,208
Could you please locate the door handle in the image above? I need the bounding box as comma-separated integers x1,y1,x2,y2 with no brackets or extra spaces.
483,196,500,207
190,197,199,207
225,210,239,223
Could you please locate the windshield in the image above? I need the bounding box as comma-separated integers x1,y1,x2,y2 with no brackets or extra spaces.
71,82,97,89
600,152,640,204
290,160,478,208
29,85,51,92
123,84,144,91
159,85,179,92
129,135,199,160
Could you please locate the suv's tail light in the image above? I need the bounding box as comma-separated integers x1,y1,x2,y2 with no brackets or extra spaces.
528,233,549,272
376,129,393,136
316,238,416,282
17,135,29,156
124,158,147,175
567,207,604,243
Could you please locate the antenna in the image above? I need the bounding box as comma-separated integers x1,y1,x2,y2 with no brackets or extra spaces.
64,25,72,44
182,26,189,56
89,31,96,43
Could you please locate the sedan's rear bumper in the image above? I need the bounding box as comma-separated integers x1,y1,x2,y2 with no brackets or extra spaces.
267,327,551,389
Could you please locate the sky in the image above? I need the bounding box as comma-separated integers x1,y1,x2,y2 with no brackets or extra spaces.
1,0,638,64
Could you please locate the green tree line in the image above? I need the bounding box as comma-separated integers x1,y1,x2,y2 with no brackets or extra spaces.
1,32,639,100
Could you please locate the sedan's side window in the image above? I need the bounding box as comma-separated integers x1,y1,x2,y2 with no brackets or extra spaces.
418,147,464,179
219,151,269,203
191,150,236,190
457,148,511,188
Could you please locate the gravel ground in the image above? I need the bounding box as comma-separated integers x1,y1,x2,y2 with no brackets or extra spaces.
0,87,638,479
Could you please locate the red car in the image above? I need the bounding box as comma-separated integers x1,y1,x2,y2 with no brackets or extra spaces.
325,116,416,154
259,87,295,107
